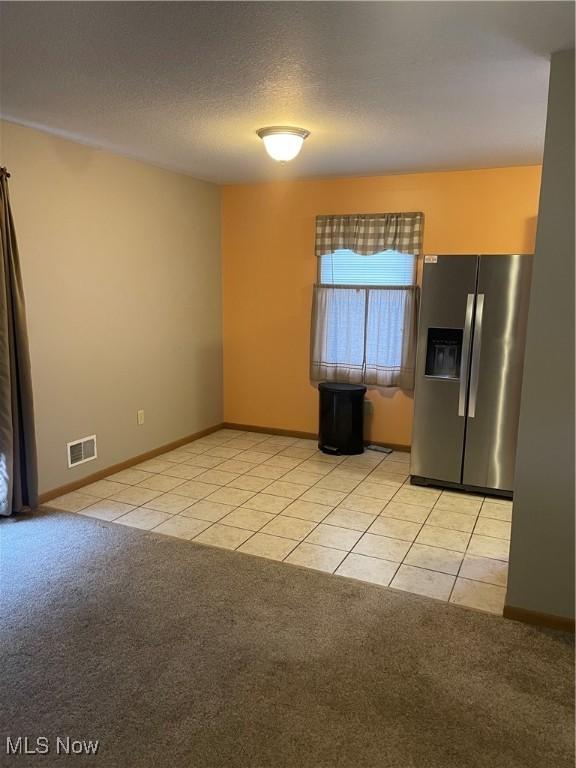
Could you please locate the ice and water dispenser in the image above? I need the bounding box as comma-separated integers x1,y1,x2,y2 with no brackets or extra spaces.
424,328,463,379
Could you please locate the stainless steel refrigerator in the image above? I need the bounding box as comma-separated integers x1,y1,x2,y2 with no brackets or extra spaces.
410,254,532,497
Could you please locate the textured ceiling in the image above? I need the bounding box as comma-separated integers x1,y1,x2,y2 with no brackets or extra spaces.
0,2,574,184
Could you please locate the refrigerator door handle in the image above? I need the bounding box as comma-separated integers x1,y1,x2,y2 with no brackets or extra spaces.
468,294,485,418
458,293,475,416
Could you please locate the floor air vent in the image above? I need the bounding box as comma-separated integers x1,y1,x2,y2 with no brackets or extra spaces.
67,435,97,468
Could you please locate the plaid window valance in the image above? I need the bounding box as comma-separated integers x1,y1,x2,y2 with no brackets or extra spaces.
315,212,423,258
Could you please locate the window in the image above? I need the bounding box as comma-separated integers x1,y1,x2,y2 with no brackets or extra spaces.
311,249,418,388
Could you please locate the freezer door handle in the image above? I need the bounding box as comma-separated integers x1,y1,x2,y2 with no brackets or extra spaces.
458,293,475,416
468,293,485,418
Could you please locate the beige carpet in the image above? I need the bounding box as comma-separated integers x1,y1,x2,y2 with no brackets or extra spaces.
1,509,573,767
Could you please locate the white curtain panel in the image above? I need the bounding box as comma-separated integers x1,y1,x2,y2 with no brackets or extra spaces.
365,288,417,388
311,286,417,389
311,287,366,383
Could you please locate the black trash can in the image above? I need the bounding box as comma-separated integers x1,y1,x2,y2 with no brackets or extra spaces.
318,382,366,455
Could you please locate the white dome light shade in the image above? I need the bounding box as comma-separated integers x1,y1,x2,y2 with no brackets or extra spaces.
257,126,310,162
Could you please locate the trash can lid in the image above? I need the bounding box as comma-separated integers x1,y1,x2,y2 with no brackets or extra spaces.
318,382,367,393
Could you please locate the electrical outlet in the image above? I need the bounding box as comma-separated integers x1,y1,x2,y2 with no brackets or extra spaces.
137,409,145,425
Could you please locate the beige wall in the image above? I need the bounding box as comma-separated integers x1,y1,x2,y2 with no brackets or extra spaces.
1,120,222,494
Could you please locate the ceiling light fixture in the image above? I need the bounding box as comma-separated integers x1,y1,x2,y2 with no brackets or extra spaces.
256,126,310,163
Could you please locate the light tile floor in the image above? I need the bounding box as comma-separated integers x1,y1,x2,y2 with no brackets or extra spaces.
48,429,512,616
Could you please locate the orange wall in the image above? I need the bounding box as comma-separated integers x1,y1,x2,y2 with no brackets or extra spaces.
221,166,541,446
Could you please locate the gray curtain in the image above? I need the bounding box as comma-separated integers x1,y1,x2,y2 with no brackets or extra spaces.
0,167,38,516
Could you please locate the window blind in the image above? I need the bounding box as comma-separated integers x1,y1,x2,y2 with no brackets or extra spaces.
319,249,416,287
